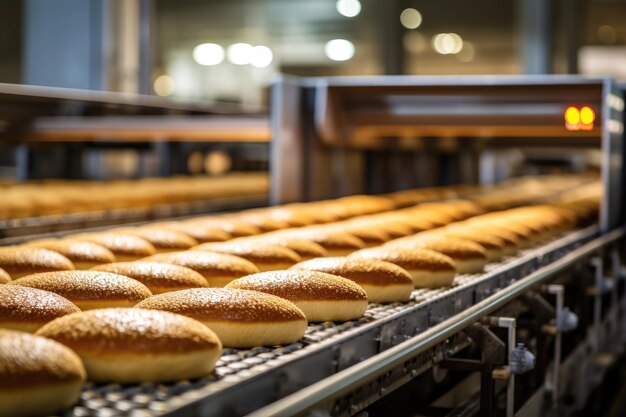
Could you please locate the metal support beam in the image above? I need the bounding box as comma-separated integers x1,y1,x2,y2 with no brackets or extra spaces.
24,0,107,90
519,0,553,74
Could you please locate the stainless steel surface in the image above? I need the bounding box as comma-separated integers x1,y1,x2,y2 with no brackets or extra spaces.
25,116,270,143
600,79,625,233
270,76,304,205
248,226,621,417
0,82,246,115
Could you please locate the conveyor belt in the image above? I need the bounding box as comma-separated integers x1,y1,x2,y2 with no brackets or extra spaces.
56,226,598,417
0,194,267,243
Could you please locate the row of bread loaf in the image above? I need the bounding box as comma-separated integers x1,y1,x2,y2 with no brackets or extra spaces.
0,173,268,219
0,171,587,220
0,180,600,416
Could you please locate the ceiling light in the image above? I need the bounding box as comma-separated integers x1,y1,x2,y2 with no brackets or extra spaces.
336,0,361,17
227,43,253,65
153,75,175,96
432,33,463,55
192,43,225,66
250,45,273,68
325,39,355,62
400,8,422,29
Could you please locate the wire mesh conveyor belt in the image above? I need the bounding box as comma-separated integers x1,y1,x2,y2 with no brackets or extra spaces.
57,226,598,417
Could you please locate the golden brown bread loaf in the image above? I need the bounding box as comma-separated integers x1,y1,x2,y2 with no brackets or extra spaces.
91,262,208,294
36,308,222,382
263,207,318,227
345,217,415,239
193,241,301,271
0,247,75,279
10,271,152,310
350,247,457,288
65,233,156,261
0,329,86,417
23,239,116,269
439,228,507,261
226,270,368,322
326,225,390,247
256,237,328,260
466,220,534,249
231,213,290,232
143,250,260,287
0,285,80,333
182,218,262,238
334,195,395,216
291,257,414,303
385,235,488,274
111,227,198,252
280,229,366,256
144,223,232,243
371,213,436,233
136,288,307,348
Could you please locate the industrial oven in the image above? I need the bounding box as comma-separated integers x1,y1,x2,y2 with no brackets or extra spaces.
0,76,625,417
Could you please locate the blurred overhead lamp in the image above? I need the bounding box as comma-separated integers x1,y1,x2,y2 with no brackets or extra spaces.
400,8,422,29
153,75,175,97
250,45,273,68
336,0,361,17
192,43,225,66
325,39,355,61
432,33,463,54
227,43,253,65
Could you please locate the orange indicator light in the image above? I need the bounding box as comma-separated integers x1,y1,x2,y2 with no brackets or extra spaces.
564,106,580,125
564,105,595,131
580,106,595,125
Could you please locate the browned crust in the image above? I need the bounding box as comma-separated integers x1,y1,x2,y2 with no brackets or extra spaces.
36,309,221,354
182,218,261,237
115,228,198,250
460,225,520,246
0,268,10,284
23,239,116,264
0,247,75,277
225,270,368,301
264,208,318,227
10,271,152,302
143,251,260,277
350,248,457,272
330,227,390,245
289,230,366,251
248,237,328,259
135,288,306,322
291,257,413,286
65,234,156,257
91,262,208,290
408,237,487,260
144,223,232,243
359,220,414,239
0,329,86,388
443,230,506,250
233,214,291,232
0,285,80,324
193,242,301,264
272,239,328,258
